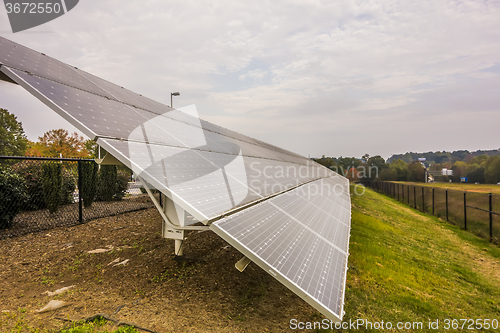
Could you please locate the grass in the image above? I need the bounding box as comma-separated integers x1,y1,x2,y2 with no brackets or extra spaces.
151,263,196,283
395,181,500,194
318,186,500,332
58,317,140,333
0,312,140,333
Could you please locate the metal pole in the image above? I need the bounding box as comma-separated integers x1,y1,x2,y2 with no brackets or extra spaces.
432,188,435,215
422,186,425,213
78,160,83,224
446,189,449,222
412,185,415,208
464,192,467,230
490,193,493,242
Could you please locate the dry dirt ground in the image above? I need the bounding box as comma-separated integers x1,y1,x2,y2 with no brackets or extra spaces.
0,208,321,332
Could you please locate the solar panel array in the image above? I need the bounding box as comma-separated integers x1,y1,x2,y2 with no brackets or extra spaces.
0,37,351,322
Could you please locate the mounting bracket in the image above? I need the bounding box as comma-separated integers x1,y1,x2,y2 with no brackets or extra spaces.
138,176,210,255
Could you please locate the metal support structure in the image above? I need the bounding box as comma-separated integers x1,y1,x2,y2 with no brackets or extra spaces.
446,189,449,221
489,193,493,241
139,177,211,256
139,177,207,230
413,186,416,209
464,192,467,230
422,187,425,213
432,188,435,215
407,185,409,205
163,194,185,256
235,256,252,272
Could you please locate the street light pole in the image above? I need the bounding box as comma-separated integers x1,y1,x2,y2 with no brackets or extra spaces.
171,92,180,108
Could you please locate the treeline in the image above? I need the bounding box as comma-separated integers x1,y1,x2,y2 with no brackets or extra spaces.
387,149,500,164
313,153,500,184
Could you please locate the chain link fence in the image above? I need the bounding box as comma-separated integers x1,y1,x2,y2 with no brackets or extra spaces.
365,181,500,244
0,156,157,239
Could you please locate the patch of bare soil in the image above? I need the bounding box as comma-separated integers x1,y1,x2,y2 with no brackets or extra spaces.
0,208,319,332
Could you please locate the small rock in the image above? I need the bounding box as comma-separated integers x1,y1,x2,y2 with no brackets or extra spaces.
107,258,121,266
42,285,76,297
37,300,70,313
113,259,130,267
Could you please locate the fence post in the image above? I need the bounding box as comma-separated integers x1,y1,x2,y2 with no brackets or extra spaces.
422,186,425,213
432,188,435,215
446,189,449,222
464,192,467,231
78,160,83,224
414,186,416,208
407,185,410,205
397,183,400,201
490,193,493,242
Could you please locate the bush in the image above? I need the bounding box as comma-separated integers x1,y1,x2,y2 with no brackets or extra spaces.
97,165,117,201
42,162,63,213
0,169,28,229
12,161,76,210
115,170,130,200
81,161,98,207
11,161,45,210
61,168,76,205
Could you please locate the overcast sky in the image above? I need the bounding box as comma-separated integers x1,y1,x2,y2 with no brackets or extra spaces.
1,0,499,159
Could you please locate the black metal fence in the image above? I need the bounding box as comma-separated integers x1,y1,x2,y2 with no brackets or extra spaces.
365,181,500,244
0,156,156,239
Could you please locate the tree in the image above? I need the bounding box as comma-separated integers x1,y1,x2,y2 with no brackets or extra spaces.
484,156,500,184
338,157,362,173
0,108,28,156
389,159,408,181
31,129,89,158
408,161,425,182
466,164,485,183
451,161,467,182
367,155,388,179
379,168,398,181
85,140,99,158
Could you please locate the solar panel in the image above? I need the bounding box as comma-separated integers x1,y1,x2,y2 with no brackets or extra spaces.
210,177,351,322
0,37,111,96
0,36,351,322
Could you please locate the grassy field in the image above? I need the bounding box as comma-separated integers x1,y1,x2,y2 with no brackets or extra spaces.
394,181,500,195
332,186,500,332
